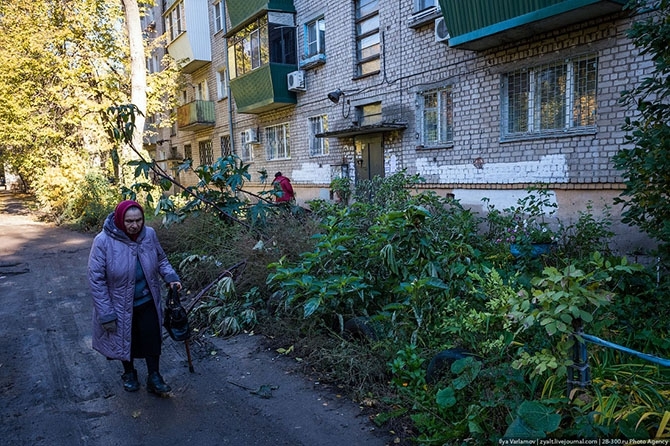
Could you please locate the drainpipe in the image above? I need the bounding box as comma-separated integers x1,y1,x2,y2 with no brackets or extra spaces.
222,2,235,155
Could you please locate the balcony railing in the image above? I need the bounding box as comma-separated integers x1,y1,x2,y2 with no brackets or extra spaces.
177,100,215,131
229,64,296,114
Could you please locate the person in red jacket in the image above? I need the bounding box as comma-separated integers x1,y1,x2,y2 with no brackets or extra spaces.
272,172,295,203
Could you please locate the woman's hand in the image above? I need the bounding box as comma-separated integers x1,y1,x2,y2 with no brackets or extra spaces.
102,320,117,333
169,282,182,291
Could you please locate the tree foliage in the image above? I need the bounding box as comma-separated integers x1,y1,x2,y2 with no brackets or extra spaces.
614,0,670,257
0,0,182,224
0,0,128,208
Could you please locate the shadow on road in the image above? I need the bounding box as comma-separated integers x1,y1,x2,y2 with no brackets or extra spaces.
0,191,391,446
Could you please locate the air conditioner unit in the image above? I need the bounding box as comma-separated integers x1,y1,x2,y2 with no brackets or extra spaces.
287,70,306,92
434,17,450,43
244,128,258,144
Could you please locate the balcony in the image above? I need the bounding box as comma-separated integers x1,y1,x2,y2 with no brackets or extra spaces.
229,64,297,114
165,0,211,73
438,0,627,51
177,100,215,131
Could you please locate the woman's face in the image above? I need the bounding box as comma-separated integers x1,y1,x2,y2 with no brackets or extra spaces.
123,207,144,236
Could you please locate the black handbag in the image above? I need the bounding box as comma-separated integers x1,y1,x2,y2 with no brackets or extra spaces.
164,286,190,342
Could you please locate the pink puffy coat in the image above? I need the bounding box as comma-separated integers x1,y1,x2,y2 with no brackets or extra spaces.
88,213,179,361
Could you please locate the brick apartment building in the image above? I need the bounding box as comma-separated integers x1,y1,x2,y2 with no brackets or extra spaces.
144,0,656,253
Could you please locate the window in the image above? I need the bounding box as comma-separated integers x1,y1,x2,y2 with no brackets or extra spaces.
269,23,296,64
355,0,380,77
217,69,228,100
198,140,213,165
220,135,231,157
228,17,268,78
420,86,453,146
502,55,597,138
166,1,186,42
195,80,209,101
146,53,160,74
305,17,325,58
309,116,329,156
240,131,254,161
170,114,177,136
265,123,290,160
228,15,296,78
414,0,436,12
184,143,192,160
358,102,382,126
213,1,224,33
169,145,180,160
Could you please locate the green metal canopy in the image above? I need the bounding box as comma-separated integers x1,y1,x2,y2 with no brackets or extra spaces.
438,0,628,50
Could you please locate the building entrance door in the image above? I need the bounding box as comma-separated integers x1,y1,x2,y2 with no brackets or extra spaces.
354,135,384,182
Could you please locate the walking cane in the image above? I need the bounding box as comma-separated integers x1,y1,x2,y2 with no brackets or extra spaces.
184,338,194,373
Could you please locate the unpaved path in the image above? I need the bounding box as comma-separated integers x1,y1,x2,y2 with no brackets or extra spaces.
0,191,390,446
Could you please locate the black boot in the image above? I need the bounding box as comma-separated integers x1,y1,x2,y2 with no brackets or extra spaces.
121,369,140,392
147,372,171,397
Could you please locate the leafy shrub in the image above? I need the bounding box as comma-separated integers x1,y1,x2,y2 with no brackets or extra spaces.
60,172,119,230
155,174,668,443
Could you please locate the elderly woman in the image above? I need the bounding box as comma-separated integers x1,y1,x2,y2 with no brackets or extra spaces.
88,200,181,397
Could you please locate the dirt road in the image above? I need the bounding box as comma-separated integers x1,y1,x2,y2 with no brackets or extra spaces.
0,191,390,446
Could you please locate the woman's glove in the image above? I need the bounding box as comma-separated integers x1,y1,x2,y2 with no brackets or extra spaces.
102,320,117,333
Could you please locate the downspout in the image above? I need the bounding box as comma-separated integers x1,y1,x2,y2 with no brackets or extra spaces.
222,2,235,155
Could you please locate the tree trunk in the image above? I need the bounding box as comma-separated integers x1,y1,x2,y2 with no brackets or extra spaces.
121,0,147,182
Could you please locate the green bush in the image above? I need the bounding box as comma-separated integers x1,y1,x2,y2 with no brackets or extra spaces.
156,174,669,442
60,172,119,231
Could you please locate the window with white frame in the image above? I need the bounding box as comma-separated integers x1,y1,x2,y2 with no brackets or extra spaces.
265,123,290,160
240,131,254,161
195,80,209,101
305,17,325,58
199,140,213,165
420,86,453,146
217,69,228,100
213,1,224,33
165,1,185,42
501,55,598,138
146,53,160,74
355,0,380,77
414,0,437,12
220,134,231,157
309,115,329,156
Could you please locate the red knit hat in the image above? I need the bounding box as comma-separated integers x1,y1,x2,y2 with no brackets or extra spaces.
113,200,144,236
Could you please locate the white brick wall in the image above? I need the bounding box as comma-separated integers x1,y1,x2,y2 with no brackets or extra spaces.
147,1,657,251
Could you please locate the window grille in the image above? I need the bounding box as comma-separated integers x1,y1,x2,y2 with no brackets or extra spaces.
264,123,290,160
502,55,597,137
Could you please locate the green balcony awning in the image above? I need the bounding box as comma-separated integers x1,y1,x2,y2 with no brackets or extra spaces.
438,0,628,50
225,0,295,34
